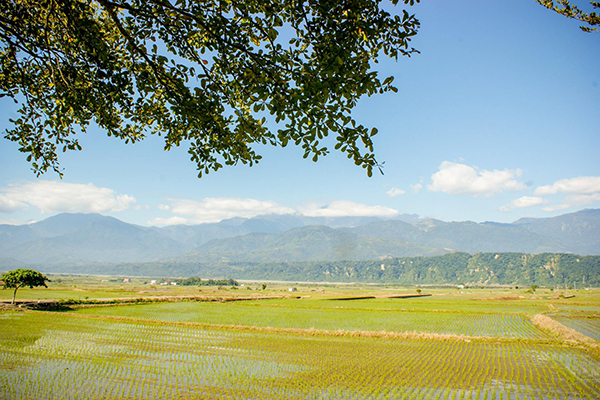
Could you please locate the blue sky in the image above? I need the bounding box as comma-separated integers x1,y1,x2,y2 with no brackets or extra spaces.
1,0,599,226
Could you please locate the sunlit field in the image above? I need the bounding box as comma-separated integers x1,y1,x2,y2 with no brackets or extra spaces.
1,278,599,399
73,301,550,339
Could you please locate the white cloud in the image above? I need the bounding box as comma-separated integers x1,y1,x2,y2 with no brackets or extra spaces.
0,218,34,225
534,176,600,196
428,161,526,197
542,204,571,212
157,204,170,211
300,200,399,218
147,216,189,226
0,194,27,213
511,196,545,208
534,176,600,212
150,197,295,225
386,187,406,197
562,193,600,207
410,183,423,194
1,181,136,214
500,196,546,212
151,198,400,225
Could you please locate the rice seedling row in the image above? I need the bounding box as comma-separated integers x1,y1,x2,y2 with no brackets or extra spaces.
73,302,549,339
1,311,599,399
258,297,552,316
552,316,600,341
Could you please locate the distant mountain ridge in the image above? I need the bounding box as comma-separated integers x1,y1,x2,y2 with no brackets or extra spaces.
344,219,567,254
512,209,600,256
0,213,187,264
0,209,599,268
177,225,446,263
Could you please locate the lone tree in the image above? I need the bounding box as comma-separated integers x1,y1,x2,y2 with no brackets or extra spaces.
0,0,420,177
1,269,51,304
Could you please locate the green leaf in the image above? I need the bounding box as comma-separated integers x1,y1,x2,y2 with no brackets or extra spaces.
0,0,420,178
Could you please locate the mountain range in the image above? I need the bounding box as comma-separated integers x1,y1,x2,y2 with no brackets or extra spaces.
1,209,599,269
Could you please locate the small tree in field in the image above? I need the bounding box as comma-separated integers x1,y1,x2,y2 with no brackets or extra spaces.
1,269,50,304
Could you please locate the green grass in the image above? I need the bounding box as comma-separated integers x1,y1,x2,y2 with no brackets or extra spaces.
0,288,143,300
0,274,204,301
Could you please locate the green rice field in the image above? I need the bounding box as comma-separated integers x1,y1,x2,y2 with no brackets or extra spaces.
553,315,600,341
72,301,550,339
1,282,599,399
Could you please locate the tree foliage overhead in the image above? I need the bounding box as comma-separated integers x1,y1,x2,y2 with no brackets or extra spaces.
0,0,420,177
537,0,600,32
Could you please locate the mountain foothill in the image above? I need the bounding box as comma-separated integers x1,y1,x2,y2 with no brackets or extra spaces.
1,209,598,285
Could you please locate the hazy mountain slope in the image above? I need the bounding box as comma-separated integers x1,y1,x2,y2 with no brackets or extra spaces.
152,215,307,247
29,213,112,237
414,220,567,253
176,225,447,263
0,213,115,252
513,209,600,255
0,257,26,269
0,224,38,252
342,220,419,240
239,214,306,233
2,209,599,269
3,215,187,264
347,219,569,253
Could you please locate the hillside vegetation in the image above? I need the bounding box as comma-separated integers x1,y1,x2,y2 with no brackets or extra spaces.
43,252,600,287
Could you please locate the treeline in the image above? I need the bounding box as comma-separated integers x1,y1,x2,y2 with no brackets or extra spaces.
37,252,599,287
244,252,598,286
178,277,239,286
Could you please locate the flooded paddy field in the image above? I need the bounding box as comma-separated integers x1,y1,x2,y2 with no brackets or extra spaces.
1,284,599,399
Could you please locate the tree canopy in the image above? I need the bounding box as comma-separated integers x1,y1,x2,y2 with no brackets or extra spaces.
0,0,420,177
1,268,50,304
537,0,600,32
